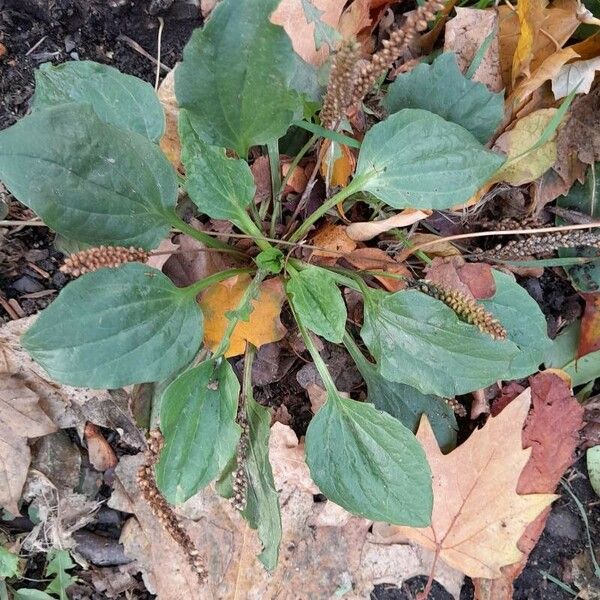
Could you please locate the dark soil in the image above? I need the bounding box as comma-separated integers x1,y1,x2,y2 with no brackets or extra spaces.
0,1,599,599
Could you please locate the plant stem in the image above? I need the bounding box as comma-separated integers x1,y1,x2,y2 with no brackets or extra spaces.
342,331,372,375
267,139,282,238
167,213,244,255
242,344,256,402
236,211,273,252
391,229,432,265
289,300,339,397
288,176,367,243
183,267,252,298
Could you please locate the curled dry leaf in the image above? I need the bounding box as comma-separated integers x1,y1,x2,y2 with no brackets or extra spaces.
473,372,584,598
282,157,309,194
344,247,411,292
392,390,556,579
552,56,600,100
320,141,356,189
424,256,496,300
346,209,430,241
578,293,600,358
493,108,558,186
199,274,287,357
84,423,118,472
310,222,357,263
444,8,503,92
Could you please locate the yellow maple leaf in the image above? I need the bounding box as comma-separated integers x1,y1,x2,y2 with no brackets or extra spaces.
511,0,549,85
393,390,556,579
199,274,287,358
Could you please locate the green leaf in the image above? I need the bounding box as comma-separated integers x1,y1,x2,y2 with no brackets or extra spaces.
0,103,176,249
354,109,504,210
344,335,457,452
587,445,600,497
22,263,202,388
0,546,19,579
384,53,504,143
241,393,282,570
361,271,550,396
287,266,347,343
255,248,285,274
175,0,302,157
32,61,165,142
557,164,600,292
305,392,433,525
545,320,580,368
562,350,600,387
179,111,256,229
156,359,241,504
300,0,341,50
45,550,76,600
13,590,55,600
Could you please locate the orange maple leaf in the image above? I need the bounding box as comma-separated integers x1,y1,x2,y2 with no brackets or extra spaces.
392,390,556,579
199,274,287,358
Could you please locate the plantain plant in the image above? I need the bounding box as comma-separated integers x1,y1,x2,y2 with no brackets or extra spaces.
0,0,551,571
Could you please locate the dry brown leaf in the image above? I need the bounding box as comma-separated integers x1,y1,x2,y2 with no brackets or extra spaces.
395,232,461,261
0,420,31,515
346,209,430,241
444,8,503,92
498,0,580,90
109,424,464,599
84,423,118,472
424,256,496,300
578,292,600,358
199,274,287,358
157,68,181,172
251,155,272,206
282,158,309,194
344,248,411,292
310,222,357,263
270,0,347,66
146,236,178,272
320,141,356,188
392,390,556,579
511,0,548,85
338,0,372,40
473,373,584,598
493,108,558,186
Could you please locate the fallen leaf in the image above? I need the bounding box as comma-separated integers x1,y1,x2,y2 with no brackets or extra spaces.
498,0,581,90
145,236,178,271
511,0,548,85
444,8,503,92
320,141,356,188
271,0,346,66
344,248,411,292
200,274,287,358
395,232,461,261
493,108,558,185
338,0,372,40
310,222,357,262
157,68,181,172
0,375,57,514
84,423,118,472
578,293,600,358
583,396,600,449
392,390,556,579
473,372,584,598
251,155,272,206
109,424,464,599
346,209,430,241
552,55,600,99
424,256,496,300
200,0,217,18
282,158,309,194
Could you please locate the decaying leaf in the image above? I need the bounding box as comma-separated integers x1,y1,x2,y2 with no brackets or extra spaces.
395,232,461,261
346,209,430,241
344,247,411,292
473,372,584,598
578,293,600,358
84,423,118,472
552,56,600,99
391,390,556,579
320,141,356,188
109,424,464,599
199,274,287,357
511,0,548,85
424,256,496,300
310,222,357,262
493,108,558,185
157,68,181,172
444,8,503,92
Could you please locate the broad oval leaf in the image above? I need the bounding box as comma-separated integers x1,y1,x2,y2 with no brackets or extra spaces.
0,103,176,249
361,271,550,396
241,392,282,570
22,263,202,388
32,61,165,142
156,359,241,504
175,0,302,157
344,336,457,452
354,109,504,210
287,266,347,343
179,110,255,226
305,392,433,525
384,53,504,144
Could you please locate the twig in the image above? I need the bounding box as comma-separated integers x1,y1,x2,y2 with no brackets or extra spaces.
117,34,170,73
155,17,165,91
25,36,47,56
0,220,45,227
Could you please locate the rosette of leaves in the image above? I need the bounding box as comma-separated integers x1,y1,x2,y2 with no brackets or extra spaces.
0,0,550,572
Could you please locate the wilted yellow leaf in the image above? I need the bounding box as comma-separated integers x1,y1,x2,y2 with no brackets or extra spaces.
511,0,548,85
199,274,287,358
157,69,181,172
392,390,556,579
320,140,356,188
493,108,558,185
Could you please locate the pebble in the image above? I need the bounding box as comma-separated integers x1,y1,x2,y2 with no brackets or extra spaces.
12,275,44,294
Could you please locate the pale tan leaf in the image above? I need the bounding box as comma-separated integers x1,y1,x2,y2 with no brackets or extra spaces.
346,209,430,241
393,390,556,579
344,247,411,292
552,56,600,99
444,8,503,92
493,108,558,185
395,233,461,261
157,68,181,172
0,421,30,515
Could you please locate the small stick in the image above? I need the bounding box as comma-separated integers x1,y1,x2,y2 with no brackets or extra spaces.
25,36,48,56
117,34,170,73
0,220,45,227
0,297,19,320
155,17,165,91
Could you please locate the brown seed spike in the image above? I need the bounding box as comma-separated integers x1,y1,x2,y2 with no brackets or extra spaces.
60,245,149,277
410,279,508,340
